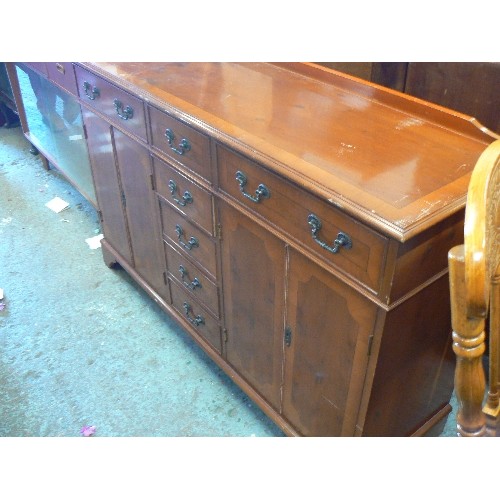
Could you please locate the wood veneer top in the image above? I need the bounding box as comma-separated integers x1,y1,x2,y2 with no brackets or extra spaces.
81,62,498,241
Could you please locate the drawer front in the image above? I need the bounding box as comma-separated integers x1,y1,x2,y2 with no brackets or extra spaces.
74,65,147,141
152,156,214,234
46,62,77,95
149,105,212,182
159,199,217,279
165,242,220,317
170,280,222,354
23,62,48,76
217,145,388,293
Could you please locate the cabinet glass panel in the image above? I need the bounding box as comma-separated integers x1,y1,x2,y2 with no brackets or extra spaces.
15,64,96,205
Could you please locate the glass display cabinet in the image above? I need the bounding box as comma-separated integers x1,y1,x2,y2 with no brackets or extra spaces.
7,63,96,206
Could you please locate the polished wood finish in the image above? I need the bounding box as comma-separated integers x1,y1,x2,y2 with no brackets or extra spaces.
149,105,213,182
153,155,214,234
217,143,387,294
165,242,220,317
81,107,133,265
15,61,498,435
169,280,222,354
113,129,167,296
75,65,148,142
219,202,286,411
160,199,218,279
449,139,500,436
85,62,496,242
81,109,170,303
46,62,78,95
284,248,377,436
316,62,408,92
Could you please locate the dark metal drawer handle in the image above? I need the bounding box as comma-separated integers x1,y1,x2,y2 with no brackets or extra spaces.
307,214,352,254
235,170,270,203
179,265,202,290
83,81,100,100
55,63,65,74
175,224,199,251
165,129,191,156
168,180,193,207
113,99,133,120
183,302,205,327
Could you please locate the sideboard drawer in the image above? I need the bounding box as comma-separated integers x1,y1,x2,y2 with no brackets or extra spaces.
46,62,77,95
23,62,48,76
165,242,220,318
74,65,147,141
152,156,214,235
159,199,218,279
149,105,212,182
170,280,222,354
217,144,388,293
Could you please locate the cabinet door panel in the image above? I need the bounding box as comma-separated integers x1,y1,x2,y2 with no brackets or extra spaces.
283,249,377,436
219,203,285,410
81,107,132,264
113,129,168,296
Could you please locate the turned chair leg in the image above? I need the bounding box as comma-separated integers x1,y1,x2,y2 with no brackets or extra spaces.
484,276,500,436
449,245,487,437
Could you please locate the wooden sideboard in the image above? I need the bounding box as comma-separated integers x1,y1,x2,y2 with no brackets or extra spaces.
9,62,499,436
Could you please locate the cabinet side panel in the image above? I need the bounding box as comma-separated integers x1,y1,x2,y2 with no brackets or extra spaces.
362,273,455,436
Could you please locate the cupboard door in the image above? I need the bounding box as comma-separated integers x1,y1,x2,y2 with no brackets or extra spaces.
81,107,133,265
113,129,169,297
219,202,285,410
283,249,377,436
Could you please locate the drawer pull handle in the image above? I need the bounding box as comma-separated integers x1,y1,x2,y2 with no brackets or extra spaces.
168,180,193,207
179,265,202,290
235,170,270,203
183,302,205,327
83,81,100,100
165,129,191,156
113,99,134,120
55,63,65,74
307,214,352,254
175,224,199,251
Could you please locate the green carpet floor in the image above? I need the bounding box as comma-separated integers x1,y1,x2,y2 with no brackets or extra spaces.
0,125,284,438
0,124,459,438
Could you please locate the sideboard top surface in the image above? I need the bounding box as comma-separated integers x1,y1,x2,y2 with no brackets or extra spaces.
80,62,497,241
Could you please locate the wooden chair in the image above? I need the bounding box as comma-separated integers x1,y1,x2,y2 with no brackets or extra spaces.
449,139,500,437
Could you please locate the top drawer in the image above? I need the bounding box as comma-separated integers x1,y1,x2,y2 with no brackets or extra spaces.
23,62,48,77
74,65,147,141
217,144,388,295
46,63,77,95
149,105,212,183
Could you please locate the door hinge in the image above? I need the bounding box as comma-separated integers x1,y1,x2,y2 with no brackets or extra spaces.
367,334,374,356
217,223,222,240
163,270,168,285
120,190,126,207
150,173,155,191
285,326,292,347
82,123,88,140
97,210,103,223
223,328,228,343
